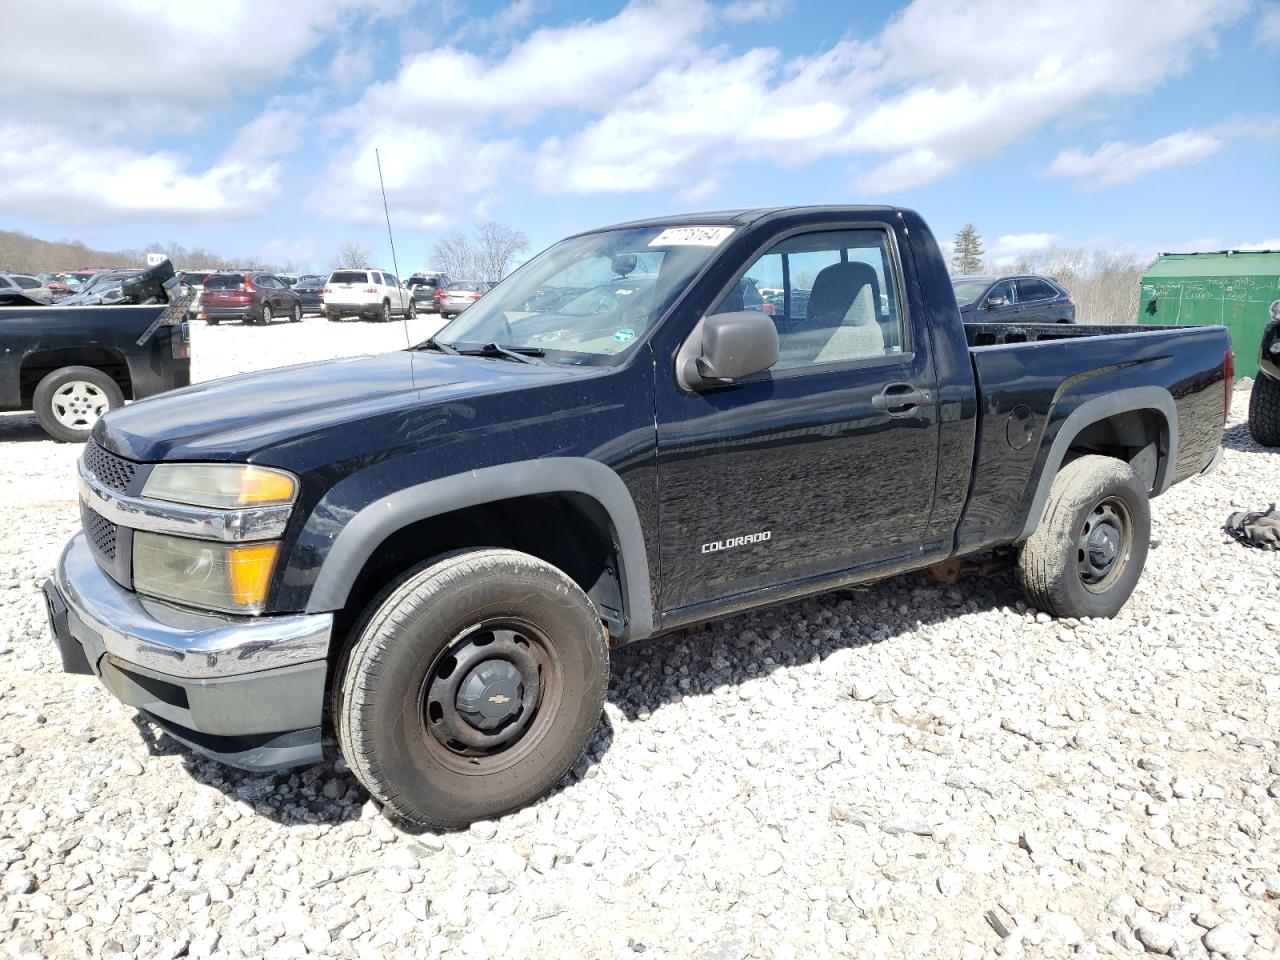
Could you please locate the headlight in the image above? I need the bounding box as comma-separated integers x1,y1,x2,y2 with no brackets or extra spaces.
142,463,298,509
132,533,280,614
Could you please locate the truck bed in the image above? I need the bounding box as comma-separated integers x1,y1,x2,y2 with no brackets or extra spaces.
954,321,1231,556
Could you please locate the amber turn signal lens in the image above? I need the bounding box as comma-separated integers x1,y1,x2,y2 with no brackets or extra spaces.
227,542,280,607
238,467,298,506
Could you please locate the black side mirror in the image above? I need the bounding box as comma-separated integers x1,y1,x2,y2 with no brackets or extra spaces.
986,296,1007,309
679,310,778,390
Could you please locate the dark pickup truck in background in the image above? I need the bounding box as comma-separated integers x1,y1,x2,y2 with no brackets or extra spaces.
45,206,1230,828
1,263,191,441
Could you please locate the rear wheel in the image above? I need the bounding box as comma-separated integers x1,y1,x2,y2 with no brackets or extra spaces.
381,300,391,323
261,304,273,325
406,299,417,320
33,366,124,443
1248,371,1280,447
334,549,609,829
1018,455,1150,619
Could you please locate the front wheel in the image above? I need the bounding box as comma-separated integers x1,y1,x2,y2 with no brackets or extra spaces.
334,549,609,829
291,303,302,323
1017,455,1150,619
1248,371,1280,447
406,300,416,320
33,366,124,443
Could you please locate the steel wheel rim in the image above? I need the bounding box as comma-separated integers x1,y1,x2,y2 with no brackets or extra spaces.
51,381,108,429
382,303,390,322
262,305,272,323
416,617,562,775
1077,496,1133,593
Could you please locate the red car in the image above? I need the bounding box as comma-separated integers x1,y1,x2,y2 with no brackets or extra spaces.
200,272,302,325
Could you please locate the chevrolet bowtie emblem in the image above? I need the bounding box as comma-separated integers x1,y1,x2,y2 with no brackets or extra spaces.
489,694,511,704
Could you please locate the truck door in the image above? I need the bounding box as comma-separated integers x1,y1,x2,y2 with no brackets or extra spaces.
653,221,941,613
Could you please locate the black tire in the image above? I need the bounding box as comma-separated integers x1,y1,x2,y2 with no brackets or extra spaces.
406,300,416,320
1017,455,1150,619
1248,371,1280,447
291,303,302,323
261,304,273,325
381,300,391,323
335,549,609,829
33,366,124,443
207,318,220,326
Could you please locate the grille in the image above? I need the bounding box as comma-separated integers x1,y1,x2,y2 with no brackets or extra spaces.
83,440,136,494
81,501,118,563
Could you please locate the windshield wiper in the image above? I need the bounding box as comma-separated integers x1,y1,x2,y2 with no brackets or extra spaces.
459,342,546,365
417,337,458,355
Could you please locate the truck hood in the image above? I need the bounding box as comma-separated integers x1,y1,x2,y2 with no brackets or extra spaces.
96,350,578,462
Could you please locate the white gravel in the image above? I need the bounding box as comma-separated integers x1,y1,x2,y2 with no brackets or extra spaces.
1,320,1277,959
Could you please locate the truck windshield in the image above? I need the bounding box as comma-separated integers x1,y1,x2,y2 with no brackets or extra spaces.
431,225,735,365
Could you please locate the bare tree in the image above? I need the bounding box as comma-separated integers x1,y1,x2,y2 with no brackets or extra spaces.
473,221,529,283
430,230,478,279
429,221,529,282
333,241,372,270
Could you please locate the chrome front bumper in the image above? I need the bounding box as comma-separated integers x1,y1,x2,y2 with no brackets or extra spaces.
45,534,332,770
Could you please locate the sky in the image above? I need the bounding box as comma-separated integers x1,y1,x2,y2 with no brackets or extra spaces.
2,0,1278,273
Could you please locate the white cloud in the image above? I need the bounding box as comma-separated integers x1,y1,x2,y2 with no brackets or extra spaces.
527,0,1249,198
1259,5,1280,44
1045,130,1224,187
723,0,792,22
0,0,401,106
0,120,282,224
1237,238,1280,251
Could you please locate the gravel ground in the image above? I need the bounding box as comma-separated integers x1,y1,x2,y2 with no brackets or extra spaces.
1,320,1277,960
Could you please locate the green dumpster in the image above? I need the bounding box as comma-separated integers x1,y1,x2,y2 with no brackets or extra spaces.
1138,250,1280,380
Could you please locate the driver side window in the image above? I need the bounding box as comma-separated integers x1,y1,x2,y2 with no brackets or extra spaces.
712,228,905,371
987,280,1016,306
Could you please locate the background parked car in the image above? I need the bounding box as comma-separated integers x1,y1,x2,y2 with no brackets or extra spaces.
2,274,54,304
438,280,493,318
406,273,450,313
952,274,1076,323
56,270,144,305
201,272,302,325
293,275,326,315
323,269,415,322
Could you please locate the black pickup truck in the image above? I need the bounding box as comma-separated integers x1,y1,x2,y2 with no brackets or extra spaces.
45,207,1230,828
1,264,191,441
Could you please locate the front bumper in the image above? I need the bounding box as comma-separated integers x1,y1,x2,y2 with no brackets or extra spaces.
45,534,333,771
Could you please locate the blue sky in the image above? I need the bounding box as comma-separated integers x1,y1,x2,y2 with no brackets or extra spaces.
3,0,1278,272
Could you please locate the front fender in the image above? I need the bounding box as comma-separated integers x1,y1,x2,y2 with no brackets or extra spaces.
301,458,654,639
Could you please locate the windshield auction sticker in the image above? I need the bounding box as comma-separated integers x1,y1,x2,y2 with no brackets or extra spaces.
648,226,735,247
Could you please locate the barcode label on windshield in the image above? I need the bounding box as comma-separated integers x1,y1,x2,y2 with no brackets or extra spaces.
648,226,735,247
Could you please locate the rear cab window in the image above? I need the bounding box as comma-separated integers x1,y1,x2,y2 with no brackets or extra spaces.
329,271,370,284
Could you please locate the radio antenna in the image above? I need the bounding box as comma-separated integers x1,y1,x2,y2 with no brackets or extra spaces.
375,148,410,349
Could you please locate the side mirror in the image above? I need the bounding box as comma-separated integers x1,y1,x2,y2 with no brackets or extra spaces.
679,310,778,390
985,296,1007,309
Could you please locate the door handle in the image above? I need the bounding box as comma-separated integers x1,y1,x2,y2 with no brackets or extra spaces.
872,383,930,416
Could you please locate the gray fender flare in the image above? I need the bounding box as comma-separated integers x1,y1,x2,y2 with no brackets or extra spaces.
305,458,654,638
1017,386,1177,541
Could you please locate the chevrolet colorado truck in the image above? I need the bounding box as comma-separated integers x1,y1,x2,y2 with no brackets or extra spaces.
45,207,1231,828
1,263,191,441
